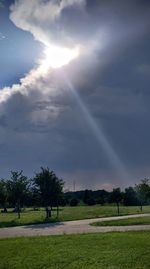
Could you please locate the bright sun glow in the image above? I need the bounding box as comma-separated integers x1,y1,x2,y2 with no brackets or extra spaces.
40,45,79,72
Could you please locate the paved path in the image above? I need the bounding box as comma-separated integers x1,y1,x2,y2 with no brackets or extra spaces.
0,213,150,238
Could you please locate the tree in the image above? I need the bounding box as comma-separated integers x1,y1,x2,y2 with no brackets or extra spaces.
0,180,8,212
110,188,123,215
70,198,79,206
31,187,41,209
96,190,108,205
7,171,29,218
83,189,92,204
123,187,139,206
87,198,96,206
135,179,150,212
97,197,105,206
33,167,64,218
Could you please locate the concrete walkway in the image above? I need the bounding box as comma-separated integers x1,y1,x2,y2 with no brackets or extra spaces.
0,213,150,238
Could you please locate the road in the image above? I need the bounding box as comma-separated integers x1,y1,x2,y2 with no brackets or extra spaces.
0,213,150,238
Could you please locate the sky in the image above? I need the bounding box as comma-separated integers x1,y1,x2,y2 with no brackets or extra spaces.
0,0,150,191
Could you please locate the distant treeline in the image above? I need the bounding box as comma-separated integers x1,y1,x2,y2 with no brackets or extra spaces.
65,184,150,207
0,167,150,217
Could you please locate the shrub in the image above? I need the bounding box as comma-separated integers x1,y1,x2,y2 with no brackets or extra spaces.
70,198,79,206
87,198,96,206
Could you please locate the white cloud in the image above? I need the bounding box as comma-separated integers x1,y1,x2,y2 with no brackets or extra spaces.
10,0,85,47
0,0,87,107
0,65,67,132
0,67,44,103
0,32,5,40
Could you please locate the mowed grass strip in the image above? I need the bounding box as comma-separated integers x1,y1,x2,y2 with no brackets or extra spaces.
0,205,150,228
0,232,150,269
58,205,150,221
92,216,150,227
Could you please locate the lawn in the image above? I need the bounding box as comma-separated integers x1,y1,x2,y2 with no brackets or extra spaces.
0,232,150,269
91,216,150,227
0,205,150,228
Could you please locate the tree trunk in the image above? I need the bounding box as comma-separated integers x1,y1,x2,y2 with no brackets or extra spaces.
46,207,48,218
56,204,59,219
55,198,59,219
45,206,51,219
140,203,143,212
17,204,20,219
117,202,120,216
3,207,7,213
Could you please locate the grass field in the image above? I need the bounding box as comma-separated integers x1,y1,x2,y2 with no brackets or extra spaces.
0,205,150,228
91,216,150,227
0,232,150,269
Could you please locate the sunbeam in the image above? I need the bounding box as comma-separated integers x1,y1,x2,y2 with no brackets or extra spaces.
61,71,130,184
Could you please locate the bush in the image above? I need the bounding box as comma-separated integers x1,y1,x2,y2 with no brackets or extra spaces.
87,198,96,206
70,198,79,206
97,198,105,205
59,198,67,207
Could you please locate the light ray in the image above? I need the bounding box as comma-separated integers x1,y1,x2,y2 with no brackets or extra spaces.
62,72,130,184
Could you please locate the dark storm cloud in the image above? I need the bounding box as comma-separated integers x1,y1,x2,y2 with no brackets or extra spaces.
0,0,150,189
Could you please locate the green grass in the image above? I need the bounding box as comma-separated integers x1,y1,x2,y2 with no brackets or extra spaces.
0,232,150,269
0,205,150,228
0,208,57,228
58,205,150,221
91,216,150,227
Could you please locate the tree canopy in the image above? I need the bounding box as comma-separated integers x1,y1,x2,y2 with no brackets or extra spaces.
7,171,29,218
33,167,64,209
